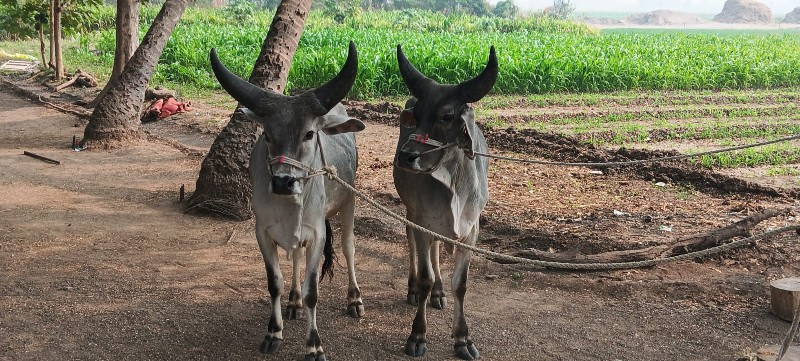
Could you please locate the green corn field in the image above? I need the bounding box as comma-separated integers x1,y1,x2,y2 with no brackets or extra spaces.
65,7,800,99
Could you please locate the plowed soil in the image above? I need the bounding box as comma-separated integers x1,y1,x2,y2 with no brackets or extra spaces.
1,89,798,361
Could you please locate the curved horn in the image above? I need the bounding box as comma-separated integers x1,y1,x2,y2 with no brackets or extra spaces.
457,46,498,103
209,48,264,109
312,41,359,114
397,44,436,98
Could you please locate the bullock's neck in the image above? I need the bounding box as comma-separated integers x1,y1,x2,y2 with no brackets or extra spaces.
430,147,474,191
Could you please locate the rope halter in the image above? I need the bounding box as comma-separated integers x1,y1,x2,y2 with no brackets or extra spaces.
267,133,335,180
406,133,457,159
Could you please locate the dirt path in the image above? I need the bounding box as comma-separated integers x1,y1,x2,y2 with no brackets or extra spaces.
0,90,796,360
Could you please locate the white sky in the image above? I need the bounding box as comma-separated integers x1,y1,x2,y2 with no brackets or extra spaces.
516,0,799,15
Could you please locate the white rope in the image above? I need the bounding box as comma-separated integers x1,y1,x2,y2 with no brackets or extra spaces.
319,168,799,270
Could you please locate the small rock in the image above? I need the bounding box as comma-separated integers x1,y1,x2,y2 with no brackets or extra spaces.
654,181,667,187
588,170,603,175
485,274,499,280
659,225,673,232
613,210,629,217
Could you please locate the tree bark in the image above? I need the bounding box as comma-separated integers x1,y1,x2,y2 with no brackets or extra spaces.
81,0,188,148
48,0,55,70
53,0,63,79
37,22,46,67
92,0,140,107
186,0,313,220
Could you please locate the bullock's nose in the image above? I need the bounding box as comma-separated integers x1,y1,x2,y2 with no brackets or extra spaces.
397,150,420,168
271,175,297,195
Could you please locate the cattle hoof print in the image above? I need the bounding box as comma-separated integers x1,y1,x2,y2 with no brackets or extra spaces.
346,301,364,318
304,351,326,361
286,304,303,320
454,340,479,360
404,336,427,357
258,335,283,354
430,293,447,310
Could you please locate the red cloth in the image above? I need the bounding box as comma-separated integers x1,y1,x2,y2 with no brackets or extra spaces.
146,97,192,119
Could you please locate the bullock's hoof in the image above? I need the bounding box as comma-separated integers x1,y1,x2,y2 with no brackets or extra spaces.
346,301,364,318
286,303,302,320
430,293,447,310
404,335,427,357
258,335,282,354
454,340,479,360
406,292,418,306
304,351,326,361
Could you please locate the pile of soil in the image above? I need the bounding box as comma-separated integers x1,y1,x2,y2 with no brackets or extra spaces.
626,10,708,26
579,17,625,26
713,0,772,24
783,7,800,23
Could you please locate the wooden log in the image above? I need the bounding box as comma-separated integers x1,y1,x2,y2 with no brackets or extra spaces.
145,87,176,100
514,206,791,264
23,151,60,165
772,277,800,322
757,345,800,361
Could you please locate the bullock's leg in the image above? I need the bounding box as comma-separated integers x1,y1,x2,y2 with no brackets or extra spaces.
256,228,284,354
405,230,433,357
303,238,326,361
287,247,304,320
406,222,419,306
430,241,447,310
451,227,480,360
341,197,364,318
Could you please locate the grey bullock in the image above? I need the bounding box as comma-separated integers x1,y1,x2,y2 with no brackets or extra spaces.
210,42,365,361
393,44,497,360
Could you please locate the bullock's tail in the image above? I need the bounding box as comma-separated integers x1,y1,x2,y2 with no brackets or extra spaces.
320,219,336,282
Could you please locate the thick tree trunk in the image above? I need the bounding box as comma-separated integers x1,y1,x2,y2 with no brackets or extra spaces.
53,0,63,79
186,0,313,220
81,0,187,148
92,0,140,106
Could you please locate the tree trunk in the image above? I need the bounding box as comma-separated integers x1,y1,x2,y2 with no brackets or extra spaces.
186,0,313,220
53,0,63,79
92,0,140,107
37,22,46,67
81,0,187,148
48,0,55,70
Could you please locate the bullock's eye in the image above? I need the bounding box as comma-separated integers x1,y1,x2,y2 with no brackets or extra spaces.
303,131,315,141
442,113,455,122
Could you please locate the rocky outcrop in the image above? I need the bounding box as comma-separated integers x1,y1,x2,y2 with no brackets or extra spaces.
713,0,772,24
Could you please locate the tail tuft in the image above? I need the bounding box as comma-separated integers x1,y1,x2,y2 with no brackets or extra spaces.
320,220,336,282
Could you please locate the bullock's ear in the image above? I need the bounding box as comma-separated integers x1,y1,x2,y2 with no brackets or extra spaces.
459,106,480,159
399,109,416,128
320,113,365,135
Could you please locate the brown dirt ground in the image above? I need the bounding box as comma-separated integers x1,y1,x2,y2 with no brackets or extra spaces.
1,89,799,361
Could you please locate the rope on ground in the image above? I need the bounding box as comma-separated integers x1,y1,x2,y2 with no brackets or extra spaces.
323,169,799,270
474,133,800,168
777,300,800,361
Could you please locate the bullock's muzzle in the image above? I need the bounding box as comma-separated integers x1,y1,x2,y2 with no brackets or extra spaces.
271,175,301,195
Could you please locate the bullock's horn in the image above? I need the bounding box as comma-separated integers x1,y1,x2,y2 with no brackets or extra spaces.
312,41,358,114
457,46,498,103
209,48,265,110
397,44,436,98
